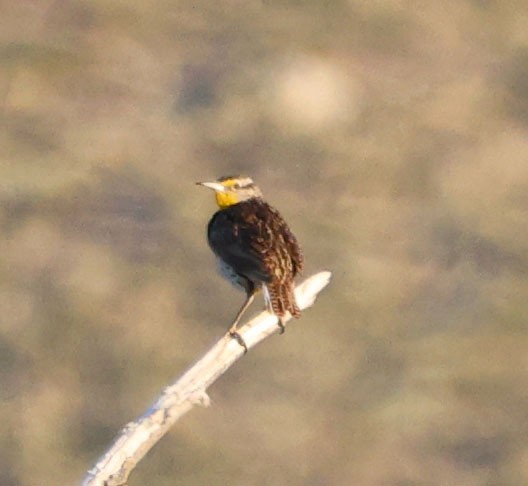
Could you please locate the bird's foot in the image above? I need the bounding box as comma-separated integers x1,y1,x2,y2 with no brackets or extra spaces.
229,330,248,354
277,318,286,334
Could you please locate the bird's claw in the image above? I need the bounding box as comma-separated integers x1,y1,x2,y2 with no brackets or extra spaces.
229,330,248,353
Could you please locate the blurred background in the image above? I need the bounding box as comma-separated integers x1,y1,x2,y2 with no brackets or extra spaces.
1,1,528,484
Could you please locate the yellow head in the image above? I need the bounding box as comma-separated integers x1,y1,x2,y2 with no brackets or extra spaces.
196,176,263,209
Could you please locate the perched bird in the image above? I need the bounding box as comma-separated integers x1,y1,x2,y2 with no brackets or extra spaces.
197,175,303,350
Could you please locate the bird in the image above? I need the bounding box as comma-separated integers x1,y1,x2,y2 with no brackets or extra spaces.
196,175,303,351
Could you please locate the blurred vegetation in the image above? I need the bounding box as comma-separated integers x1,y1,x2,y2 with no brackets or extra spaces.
1,1,528,485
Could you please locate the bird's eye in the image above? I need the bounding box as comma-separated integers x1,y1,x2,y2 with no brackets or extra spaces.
233,183,240,189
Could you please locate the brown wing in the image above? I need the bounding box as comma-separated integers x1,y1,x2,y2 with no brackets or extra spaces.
207,198,303,286
250,200,303,281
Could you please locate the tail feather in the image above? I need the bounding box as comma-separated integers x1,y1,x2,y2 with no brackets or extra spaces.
264,280,301,319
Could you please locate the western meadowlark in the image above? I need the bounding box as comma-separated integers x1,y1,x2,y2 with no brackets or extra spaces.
197,175,303,350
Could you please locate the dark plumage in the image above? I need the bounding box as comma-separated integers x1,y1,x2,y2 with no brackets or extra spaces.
197,176,303,350
208,197,303,319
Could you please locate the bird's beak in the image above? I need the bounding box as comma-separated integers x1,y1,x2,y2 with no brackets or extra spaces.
196,181,226,192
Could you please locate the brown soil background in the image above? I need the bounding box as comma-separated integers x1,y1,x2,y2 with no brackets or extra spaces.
1,1,528,484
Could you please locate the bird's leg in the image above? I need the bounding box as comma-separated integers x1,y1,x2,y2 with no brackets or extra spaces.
228,288,257,353
228,292,256,333
277,317,286,334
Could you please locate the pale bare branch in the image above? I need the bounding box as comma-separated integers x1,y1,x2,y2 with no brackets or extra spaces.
81,271,332,486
